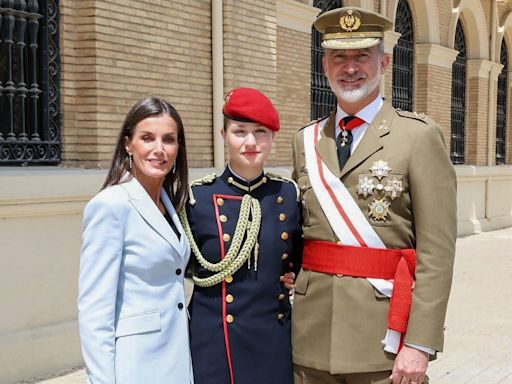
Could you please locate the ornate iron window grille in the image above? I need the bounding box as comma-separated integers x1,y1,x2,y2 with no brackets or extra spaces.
0,0,60,165
392,0,414,112
496,39,508,165
310,0,342,120
450,21,467,165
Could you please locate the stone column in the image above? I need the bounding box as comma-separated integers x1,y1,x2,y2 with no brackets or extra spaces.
382,30,400,101
466,59,494,165
275,0,319,165
415,43,459,147
487,62,504,165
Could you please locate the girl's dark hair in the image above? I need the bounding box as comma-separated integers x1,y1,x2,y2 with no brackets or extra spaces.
102,97,189,211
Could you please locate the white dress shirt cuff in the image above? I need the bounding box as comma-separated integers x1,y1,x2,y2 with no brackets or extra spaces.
405,342,435,355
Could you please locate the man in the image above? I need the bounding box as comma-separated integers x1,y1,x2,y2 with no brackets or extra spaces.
292,6,456,384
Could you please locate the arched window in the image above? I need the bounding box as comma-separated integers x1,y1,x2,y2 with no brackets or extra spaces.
450,21,467,165
496,39,508,165
392,0,414,111
311,0,342,119
0,0,61,165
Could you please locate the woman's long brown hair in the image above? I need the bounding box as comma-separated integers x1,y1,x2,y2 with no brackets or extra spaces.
102,97,189,211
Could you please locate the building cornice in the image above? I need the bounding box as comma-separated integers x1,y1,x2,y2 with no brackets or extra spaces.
277,0,320,34
415,44,459,69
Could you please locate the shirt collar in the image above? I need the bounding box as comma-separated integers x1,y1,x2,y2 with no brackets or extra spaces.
335,95,384,129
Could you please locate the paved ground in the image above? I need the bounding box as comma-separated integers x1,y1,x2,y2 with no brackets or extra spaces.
21,227,512,383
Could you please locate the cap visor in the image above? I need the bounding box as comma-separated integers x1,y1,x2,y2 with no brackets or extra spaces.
321,37,381,50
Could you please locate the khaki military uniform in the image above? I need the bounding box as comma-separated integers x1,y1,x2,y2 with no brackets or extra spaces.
291,101,457,374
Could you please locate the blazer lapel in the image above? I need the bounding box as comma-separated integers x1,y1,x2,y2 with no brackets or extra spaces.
315,111,340,178
122,178,182,255
340,102,394,179
160,190,189,257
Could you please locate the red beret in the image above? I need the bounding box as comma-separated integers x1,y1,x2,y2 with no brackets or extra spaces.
222,88,280,132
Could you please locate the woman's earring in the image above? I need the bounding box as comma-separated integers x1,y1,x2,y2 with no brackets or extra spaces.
172,162,176,174
128,154,133,171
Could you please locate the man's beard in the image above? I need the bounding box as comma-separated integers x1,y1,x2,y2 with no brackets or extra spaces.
328,70,381,103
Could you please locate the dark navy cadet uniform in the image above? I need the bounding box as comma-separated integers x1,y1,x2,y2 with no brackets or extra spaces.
186,166,301,384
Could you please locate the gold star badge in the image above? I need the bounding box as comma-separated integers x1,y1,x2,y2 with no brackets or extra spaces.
369,198,390,221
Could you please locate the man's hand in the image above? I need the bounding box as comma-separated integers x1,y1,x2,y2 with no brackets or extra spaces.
281,272,296,291
390,345,429,384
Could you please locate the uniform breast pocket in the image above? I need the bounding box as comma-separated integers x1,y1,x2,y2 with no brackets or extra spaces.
297,176,321,228
115,310,161,338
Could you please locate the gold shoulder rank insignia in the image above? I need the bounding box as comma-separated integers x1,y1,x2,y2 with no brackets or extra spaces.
191,173,217,187
395,109,434,125
266,172,300,202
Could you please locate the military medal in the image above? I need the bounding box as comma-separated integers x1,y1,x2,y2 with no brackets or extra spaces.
358,175,375,198
370,159,391,180
369,198,390,221
385,177,403,200
340,130,349,147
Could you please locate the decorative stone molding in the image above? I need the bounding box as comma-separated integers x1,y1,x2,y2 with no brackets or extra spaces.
490,62,505,80
467,59,495,79
415,43,459,69
276,0,320,34
384,31,401,54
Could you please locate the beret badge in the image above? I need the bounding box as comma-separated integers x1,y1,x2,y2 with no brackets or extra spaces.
339,9,362,32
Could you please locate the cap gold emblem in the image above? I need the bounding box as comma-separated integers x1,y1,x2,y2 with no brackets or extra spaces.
339,9,362,32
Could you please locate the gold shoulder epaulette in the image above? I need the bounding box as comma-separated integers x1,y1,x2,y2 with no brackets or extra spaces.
188,173,217,206
395,109,434,124
266,171,300,202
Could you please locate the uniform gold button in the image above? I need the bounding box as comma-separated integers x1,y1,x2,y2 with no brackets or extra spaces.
289,262,294,269
281,232,289,240
277,196,284,204
277,313,285,320
228,177,234,183
262,176,268,183
217,198,224,206
226,294,234,303
282,253,289,260
223,233,231,242
220,215,228,223
226,314,234,323
225,275,233,283
278,293,286,300
279,213,287,222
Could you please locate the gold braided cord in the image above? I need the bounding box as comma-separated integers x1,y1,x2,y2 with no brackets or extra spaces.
178,194,262,287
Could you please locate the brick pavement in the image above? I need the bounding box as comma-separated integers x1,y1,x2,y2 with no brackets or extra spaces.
22,227,512,384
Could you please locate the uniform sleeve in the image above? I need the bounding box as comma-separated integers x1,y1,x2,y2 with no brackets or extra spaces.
404,124,457,351
78,194,124,384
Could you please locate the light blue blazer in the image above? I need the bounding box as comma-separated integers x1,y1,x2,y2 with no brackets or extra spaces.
78,177,193,384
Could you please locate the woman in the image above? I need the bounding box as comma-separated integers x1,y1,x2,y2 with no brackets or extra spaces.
78,97,193,384
181,88,301,384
